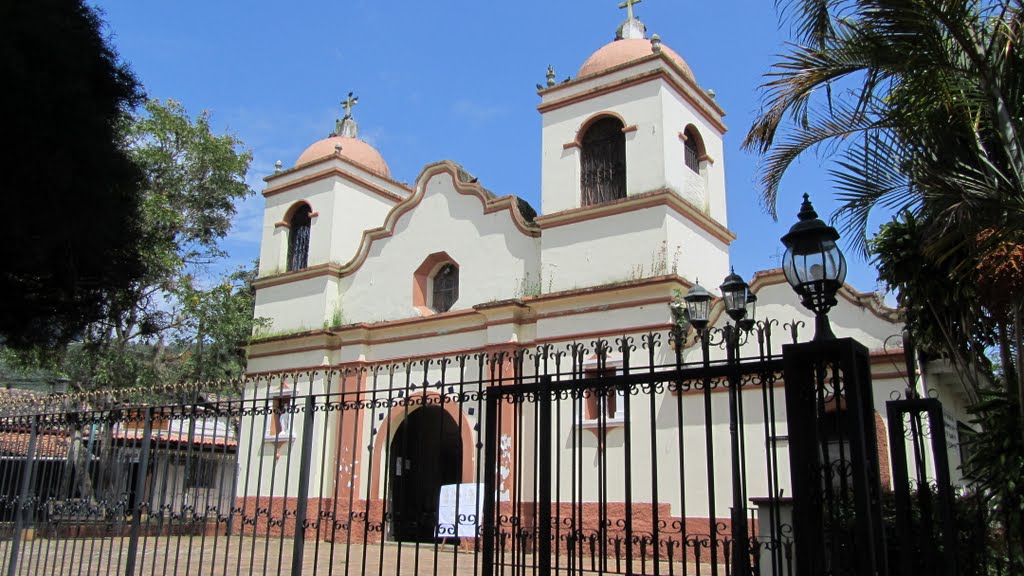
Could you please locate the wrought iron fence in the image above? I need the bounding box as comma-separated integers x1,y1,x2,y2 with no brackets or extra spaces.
9,324,985,576
883,394,1014,576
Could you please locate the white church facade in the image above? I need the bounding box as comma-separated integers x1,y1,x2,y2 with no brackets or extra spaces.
236,9,970,552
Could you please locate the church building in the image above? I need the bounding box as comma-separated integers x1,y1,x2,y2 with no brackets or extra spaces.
237,6,970,551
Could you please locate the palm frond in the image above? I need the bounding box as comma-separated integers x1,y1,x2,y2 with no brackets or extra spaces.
830,128,919,256
774,0,853,47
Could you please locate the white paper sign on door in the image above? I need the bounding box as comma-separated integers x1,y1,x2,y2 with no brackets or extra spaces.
435,483,484,538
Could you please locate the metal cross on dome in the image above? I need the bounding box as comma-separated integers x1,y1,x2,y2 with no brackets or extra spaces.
341,92,359,119
618,0,641,20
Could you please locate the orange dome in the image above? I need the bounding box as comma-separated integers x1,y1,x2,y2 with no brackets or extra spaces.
295,136,391,179
578,38,694,80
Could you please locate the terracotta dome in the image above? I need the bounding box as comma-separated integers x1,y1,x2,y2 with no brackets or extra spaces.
295,136,391,179
578,38,694,80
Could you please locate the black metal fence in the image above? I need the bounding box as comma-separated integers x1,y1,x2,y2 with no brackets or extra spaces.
0,326,996,576
0,327,796,576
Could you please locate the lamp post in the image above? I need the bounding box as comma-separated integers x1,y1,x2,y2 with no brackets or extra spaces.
778,194,889,575
683,269,755,576
780,194,847,340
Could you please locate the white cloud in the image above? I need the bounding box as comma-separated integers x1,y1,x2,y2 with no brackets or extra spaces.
225,192,264,247
451,98,506,124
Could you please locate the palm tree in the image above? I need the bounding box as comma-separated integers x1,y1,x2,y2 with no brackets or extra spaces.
746,0,1023,387
747,0,1021,245
747,0,1024,561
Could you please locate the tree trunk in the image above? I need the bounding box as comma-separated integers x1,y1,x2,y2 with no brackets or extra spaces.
95,418,118,511
62,430,95,503
1014,302,1024,446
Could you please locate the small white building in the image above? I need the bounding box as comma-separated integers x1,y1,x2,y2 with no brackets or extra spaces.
238,9,971,549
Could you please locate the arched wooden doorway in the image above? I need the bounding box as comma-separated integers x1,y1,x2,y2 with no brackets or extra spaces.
388,406,463,542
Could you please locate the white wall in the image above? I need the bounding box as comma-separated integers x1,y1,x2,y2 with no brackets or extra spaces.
253,275,341,334
659,87,728,226
664,210,730,291
540,207,670,292
341,170,541,324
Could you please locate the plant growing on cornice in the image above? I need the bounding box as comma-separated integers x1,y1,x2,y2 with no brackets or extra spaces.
325,304,345,329
632,242,682,281
652,240,681,277
515,272,550,299
250,325,316,343
259,265,282,278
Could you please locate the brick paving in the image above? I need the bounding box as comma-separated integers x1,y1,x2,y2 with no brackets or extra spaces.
0,535,724,576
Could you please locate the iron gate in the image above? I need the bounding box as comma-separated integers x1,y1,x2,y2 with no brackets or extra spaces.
0,326,815,576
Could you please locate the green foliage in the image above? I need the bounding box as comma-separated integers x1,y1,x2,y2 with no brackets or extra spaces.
176,265,269,381
880,487,1020,574
250,326,317,342
0,348,68,392
747,0,1024,258
331,305,345,328
0,0,146,350
52,263,263,391
125,99,253,273
871,213,995,384
514,272,550,298
630,241,681,281
324,304,345,329
45,99,261,391
757,2,1024,561
669,289,692,335
960,387,1024,562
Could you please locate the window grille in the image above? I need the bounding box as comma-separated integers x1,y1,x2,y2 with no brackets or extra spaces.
286,205,312,271
432,264,459,313
684,131,700,173
580,117,626,206
186,457,217,489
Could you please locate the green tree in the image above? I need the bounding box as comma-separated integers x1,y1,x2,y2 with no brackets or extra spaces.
0,0,146,350
749,0,1024,562
176,265,266,384
67,99,258,392
747,1,1022,247
746,0,1024,407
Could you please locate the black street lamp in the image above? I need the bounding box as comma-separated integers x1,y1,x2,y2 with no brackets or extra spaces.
684,270,755,576
738,290,757,333
781,193,847,341
719,268,749,323
682,281,713,332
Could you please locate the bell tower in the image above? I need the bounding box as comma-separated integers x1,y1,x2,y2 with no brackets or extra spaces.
535,5,734,292
537,6,728,223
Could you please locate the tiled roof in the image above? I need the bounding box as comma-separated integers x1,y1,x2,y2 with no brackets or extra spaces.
0,430,70,459
111,429,237,448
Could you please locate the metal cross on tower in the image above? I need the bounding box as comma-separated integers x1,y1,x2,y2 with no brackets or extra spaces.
618,0,642,20
341,92,359,119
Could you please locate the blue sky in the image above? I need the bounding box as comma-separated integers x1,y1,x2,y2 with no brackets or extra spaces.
94,0,888,296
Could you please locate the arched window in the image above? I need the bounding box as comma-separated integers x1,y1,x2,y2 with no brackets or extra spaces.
432,263,459,313
286,204,312,272
580,117,626,206
684,129,700,173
